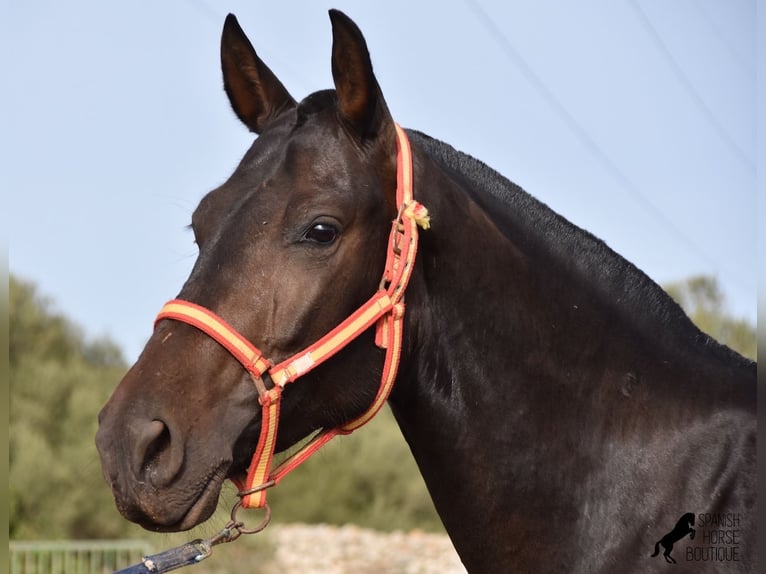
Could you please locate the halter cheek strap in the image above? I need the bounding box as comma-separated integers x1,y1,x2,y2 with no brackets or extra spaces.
154,124,428,509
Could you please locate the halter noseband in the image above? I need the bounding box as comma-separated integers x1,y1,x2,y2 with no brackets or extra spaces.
154,124,428,508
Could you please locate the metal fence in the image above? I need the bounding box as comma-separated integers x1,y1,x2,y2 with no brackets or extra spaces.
9,540,153,574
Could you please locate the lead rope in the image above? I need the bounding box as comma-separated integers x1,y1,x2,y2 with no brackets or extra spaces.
114,125,427,573
113,501,271,573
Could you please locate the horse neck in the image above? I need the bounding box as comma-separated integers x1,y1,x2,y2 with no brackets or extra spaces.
386,137,755,570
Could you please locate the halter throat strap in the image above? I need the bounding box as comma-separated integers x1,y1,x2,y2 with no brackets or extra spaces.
154,124,428,508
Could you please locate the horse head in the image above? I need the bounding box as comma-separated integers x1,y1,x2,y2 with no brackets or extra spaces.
680,512,695,529
96,11,401,531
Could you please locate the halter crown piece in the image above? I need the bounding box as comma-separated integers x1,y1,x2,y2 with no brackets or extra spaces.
155,124,428,509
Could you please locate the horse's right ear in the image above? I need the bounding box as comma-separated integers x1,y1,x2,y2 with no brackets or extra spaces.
221,14,296,134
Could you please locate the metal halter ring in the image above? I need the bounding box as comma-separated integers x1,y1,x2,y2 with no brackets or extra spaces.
229,500,272,535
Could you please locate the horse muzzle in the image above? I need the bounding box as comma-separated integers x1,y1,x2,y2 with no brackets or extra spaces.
95,391,229,531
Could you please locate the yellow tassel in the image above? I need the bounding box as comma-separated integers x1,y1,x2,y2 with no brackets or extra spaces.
404,201,431,230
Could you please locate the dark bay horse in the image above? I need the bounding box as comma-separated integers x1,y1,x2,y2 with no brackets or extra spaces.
96,10,757,573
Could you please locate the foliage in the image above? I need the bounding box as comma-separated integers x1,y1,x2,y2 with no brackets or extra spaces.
664,275,756,360
9,275,144,540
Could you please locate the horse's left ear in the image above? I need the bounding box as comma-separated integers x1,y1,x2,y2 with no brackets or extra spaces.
329,10,394,143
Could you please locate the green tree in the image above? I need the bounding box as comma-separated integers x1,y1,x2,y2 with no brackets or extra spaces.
664,275,756,360
9,275,143,539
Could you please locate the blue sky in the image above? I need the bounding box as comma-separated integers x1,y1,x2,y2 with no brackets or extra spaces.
4,0,758,362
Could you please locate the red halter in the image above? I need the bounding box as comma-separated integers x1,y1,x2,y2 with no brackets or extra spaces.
154,124,428,508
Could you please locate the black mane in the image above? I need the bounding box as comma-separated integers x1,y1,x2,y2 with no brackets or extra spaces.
407,129,751,367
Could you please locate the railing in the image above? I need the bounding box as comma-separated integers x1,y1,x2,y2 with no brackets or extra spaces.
9,540,153,574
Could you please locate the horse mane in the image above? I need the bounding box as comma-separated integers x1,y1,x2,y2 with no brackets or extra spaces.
406,129,751,368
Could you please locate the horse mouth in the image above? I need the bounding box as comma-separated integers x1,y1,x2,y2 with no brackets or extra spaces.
138,466,228,532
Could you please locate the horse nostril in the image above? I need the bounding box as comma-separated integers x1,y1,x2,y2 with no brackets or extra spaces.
144,420,171,464
134,419,182,487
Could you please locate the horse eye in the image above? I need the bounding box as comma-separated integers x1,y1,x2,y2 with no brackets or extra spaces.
304,223,339,245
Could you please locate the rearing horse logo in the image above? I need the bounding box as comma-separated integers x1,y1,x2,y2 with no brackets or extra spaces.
650,513,696,564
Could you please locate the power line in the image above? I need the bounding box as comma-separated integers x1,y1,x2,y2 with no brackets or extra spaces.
626,0,754,173
185,0,219,24
461,0,752,297
692,0,752,74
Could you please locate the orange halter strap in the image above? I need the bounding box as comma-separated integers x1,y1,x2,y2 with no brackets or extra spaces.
154,124,428,509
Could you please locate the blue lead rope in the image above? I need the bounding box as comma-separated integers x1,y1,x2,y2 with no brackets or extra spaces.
113,540,212,574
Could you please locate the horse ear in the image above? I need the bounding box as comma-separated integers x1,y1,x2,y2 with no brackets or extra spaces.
221,14,296,134
329,10,393,142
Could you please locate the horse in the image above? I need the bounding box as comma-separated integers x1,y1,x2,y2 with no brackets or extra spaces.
651,512,696,564
96,10,757,573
